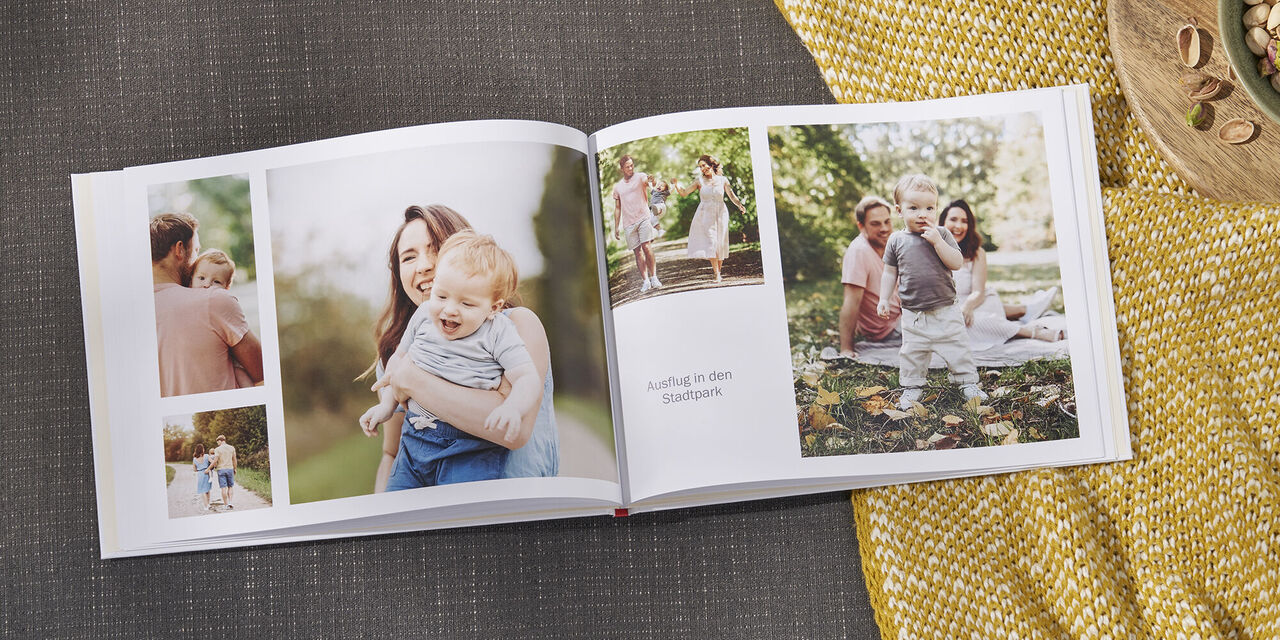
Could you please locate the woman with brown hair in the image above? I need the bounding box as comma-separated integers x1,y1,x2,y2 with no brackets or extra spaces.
366,204,559,491
671,154,747,283
192,443,213,511
940,199,1062,349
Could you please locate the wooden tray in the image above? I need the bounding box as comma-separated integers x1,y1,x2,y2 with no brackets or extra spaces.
1109,0,1279,203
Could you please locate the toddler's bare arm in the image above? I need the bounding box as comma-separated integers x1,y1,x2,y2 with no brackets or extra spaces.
877,266,898,318
484,362,541,443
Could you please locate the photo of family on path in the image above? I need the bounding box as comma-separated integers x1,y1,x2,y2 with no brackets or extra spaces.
164,405,272,518
598,128,765,308
267,141,617,504
149,175,264,399
771,115,1079,458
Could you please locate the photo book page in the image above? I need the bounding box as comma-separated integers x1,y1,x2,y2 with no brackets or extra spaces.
76,121,625,557
592,86,1130,511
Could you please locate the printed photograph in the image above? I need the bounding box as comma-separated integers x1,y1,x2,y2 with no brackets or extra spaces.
597,128,764,308
163,405,272,518
770,115,1078,457
148,174,265,398
266,141,616,504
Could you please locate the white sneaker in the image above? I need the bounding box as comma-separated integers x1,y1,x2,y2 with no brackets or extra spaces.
654,227,666,238
640,278,652,293
1021,286,1058,324
897,387,923,410
650,275,662,288
961,384,988,401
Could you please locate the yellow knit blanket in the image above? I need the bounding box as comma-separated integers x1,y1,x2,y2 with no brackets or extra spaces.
774,0,1280,636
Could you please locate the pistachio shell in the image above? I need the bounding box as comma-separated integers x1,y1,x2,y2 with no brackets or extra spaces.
1247,27,1271,56
1269,3,1280,30
1246,3,1271,27
1180,71,1211,89
1246,3,1271,26
1247,0,1266,6
1187,76,1223,101
1177,23,1201,66
1218,118,1255,144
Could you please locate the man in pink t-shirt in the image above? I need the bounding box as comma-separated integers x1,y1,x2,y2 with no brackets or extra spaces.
838,196,902,357
611,154,661,293
150,212,263,397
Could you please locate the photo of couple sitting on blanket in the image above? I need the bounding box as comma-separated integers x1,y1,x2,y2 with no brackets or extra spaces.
266,142,617,504
771,115,1079,458
598,127,766,308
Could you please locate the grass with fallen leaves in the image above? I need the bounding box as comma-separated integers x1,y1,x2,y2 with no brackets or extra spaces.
787,278,1078,457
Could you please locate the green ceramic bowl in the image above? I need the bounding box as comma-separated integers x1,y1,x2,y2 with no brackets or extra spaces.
1220,0,1280,125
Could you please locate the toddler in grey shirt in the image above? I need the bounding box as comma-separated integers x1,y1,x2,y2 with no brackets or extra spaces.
877,174,987,410
361,231,541,446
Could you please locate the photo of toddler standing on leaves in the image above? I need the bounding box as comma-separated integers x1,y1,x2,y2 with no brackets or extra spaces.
877,174,987,410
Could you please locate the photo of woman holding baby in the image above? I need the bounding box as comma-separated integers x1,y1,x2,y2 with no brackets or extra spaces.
364,205,560,491
267,141,617,504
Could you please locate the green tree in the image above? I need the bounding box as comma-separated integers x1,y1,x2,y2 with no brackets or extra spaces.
988,114,1054,250
192,405,269,474
768,124,872,282
162,421,193,462
597,128,758,256
531,147,609,402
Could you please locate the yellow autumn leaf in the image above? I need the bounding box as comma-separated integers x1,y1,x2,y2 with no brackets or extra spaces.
1001,429,1020,446
815,386,840,406
800,368,823,387
862,395,889,415
809,405,837,430
909,401,930,418
804,434,816,447
941,414,964,427
882,408,913,420
854,385,888,398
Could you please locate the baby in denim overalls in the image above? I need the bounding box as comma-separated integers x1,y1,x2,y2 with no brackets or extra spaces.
360,231,541,487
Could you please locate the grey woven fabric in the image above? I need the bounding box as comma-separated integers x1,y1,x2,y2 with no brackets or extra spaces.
0,1,880,637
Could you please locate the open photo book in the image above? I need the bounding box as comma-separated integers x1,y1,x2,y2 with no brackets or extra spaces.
73,85,1131,557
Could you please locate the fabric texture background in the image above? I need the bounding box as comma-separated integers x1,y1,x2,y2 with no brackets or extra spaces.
0,1,884,637
775,0,1280,637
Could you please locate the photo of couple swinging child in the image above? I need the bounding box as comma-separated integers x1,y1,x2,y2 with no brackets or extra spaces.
772,113,1079,457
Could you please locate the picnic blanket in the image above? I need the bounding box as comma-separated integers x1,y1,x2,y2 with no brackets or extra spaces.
822,314,1071,368
775,0,1280,637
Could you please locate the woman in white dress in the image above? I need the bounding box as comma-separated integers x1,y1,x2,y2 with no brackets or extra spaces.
941,199,1062,350
671,154,746,283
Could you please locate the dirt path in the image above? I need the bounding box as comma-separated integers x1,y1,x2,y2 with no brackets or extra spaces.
166,463,271,518
555,412,618,482
608,238,765,308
